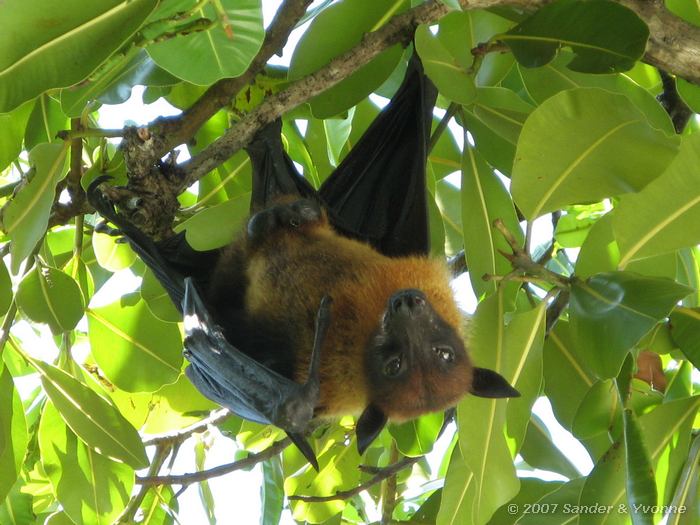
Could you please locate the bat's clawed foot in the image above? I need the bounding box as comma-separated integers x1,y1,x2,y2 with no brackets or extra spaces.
247,198,322,242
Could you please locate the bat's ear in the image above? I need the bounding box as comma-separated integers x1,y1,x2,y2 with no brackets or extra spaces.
470,367,520,398
356,404,388,455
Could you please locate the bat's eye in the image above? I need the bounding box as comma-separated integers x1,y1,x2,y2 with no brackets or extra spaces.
383,356,403,377
433,345,454,363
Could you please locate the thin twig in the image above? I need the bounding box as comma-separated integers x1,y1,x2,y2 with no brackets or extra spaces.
137,438,291,486
428,102,459,154
118,444,173,523
289,456,420,503
142,409,230,447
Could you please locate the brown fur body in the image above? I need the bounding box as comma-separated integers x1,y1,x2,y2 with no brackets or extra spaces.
208,205,474,422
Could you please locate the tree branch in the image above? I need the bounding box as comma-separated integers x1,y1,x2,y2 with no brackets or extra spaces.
177,0,451,188
136,438,291,486
142,409,230,447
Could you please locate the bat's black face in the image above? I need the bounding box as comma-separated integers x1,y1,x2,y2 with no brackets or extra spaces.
364,289,474,421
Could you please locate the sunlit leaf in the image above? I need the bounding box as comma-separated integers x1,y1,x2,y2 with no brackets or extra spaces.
87,296,182,392
29,357,148,469
3,143,68,274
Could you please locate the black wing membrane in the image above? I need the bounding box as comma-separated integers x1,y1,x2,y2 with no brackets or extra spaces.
87,53,437,469
319,56,437,257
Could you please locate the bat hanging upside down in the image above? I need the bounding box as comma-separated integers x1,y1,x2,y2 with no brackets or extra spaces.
199,197,519,454
89,55,518,468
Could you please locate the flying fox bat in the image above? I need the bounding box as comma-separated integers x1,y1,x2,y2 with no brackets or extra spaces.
88,55,518,470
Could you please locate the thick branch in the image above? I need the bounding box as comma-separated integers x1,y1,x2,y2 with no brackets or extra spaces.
177,0,451,188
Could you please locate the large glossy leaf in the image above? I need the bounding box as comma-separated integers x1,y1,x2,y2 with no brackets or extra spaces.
28,356,148,469
512,88,680,220
500,0,648,73
39,402,133,525
0,0,158,112
0,368,28,503
518,52,674,134
261,457,284,525
436,445,476,525
87,296,182,392
456,292,521,524
415,16,476,106
461,145,523,298
146,0,263,85
579,396,700,525
289,0,406,118
543,320,596,430
519,413,581,479
141,268,180,323
472,87,534,146
614,134,700,268
570,272,692,378
16,265,84,334
3,143,68,274
669,307,700,370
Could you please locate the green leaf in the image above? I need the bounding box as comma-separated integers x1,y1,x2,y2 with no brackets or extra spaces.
461,107,515,176
146,0,264,85
0,0,158,112
516,478,586,525
519,52,674,134
92,230,136,272
677,78,700,114
461,145,523,298
178,193,249,250
456,292,522,524
141,268,181,323
520,414,581,479
415,15,476,105
570,272,692,378
622,408,656,525
500,0,648,73
0,479,35,525
543,320,596,430
669,307,700,370
39,402,133,525
572,379,618,439
512,88,680,219
3,143,68,274
0,368,28,502
87,297,182,392
0,263,12,318
16,265,85,334
0,100,34,172
436,445,476,525
28,356,148,469
666,0,700,27
261,457,284,525
579,396,700,525
389,412,443,457
139,485,177,525
60,49,178,117
614,134,700,268
289,0,406,118
666,433,700,525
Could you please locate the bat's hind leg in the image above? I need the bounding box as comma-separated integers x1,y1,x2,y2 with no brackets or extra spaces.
247,198,323,242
